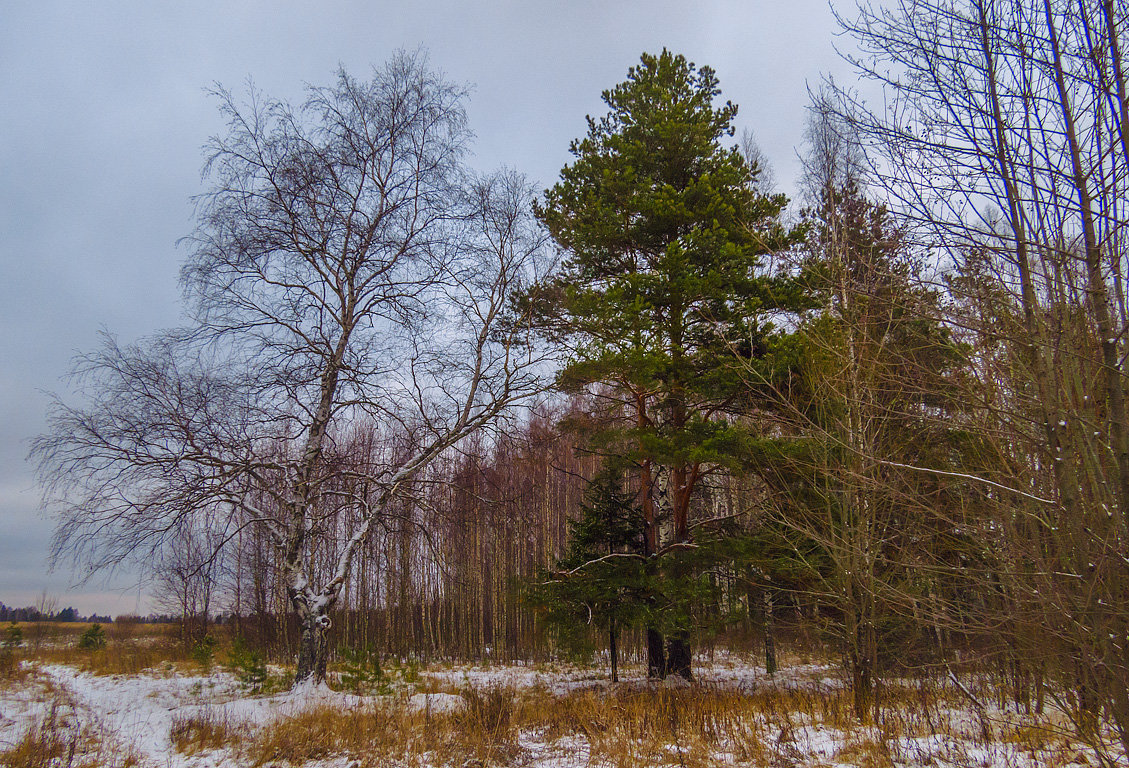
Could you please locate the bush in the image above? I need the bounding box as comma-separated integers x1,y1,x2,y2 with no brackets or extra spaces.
336,648,423,694
227,637,267,693
391,656,422,685
338,645,390,694
191,634,218,667
78,624,107,650
3,622,22,650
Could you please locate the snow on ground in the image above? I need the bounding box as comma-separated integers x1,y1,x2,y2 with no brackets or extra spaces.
425,651,840,695
0,657,1123,767
426,660,610,695
0,664,373,768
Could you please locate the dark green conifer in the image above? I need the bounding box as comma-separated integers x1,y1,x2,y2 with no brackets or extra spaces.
529,463,645,682
525,50,807,678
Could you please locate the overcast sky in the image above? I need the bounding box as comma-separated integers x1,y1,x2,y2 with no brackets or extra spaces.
0,1,860,615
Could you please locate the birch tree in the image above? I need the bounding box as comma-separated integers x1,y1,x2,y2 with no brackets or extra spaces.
33,53,546,687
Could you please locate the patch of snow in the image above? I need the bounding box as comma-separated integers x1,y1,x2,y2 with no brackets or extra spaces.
407,692,465,713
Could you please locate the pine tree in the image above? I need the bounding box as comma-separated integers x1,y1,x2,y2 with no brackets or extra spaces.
529,464,646,682
526,50,806,678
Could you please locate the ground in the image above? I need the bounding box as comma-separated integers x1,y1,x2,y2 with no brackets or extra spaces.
0,632,1123,767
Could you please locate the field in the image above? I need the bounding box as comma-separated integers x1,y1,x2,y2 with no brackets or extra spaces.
0,624,1121,768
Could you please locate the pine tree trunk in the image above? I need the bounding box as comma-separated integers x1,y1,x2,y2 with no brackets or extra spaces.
667,633,692,680
763,588,777,676
637,399,666,680
646,628,666,679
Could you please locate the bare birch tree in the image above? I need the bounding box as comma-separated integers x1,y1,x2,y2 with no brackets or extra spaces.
33,52,547,687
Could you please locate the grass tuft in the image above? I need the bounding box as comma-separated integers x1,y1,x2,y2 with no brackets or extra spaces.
0,699,141,768
0,703,74,768
169,709,244,755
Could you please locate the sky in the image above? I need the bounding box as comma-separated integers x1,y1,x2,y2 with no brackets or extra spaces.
0,1,859,616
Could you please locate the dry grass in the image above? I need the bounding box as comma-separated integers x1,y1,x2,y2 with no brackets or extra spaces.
2,637,1109,768
240,684,826,768
23,640,190,676
219,675,1105,768
0,699,141,768
0,651,29,691
833,738,895,768
0,703,75,768
519,685,782,767
169,709,246,755
245,691,522,767
10,622,212,676
245,705,433,766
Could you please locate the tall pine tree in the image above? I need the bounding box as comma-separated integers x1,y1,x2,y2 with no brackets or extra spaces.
527,50,805,678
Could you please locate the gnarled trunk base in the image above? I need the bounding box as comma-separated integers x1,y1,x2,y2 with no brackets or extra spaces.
294,611,330,687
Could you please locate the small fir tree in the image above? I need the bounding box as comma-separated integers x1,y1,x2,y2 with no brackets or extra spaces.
530,464,646,682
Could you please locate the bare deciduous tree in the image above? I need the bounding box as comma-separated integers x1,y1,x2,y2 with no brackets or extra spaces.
153,521,223,647
33,52,547,687
828,0,1129,757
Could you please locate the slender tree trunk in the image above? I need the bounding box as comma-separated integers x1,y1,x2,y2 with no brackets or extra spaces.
637,393,666,679
646,628,666,679
763,588,777,676
666,633,692,680
609,620,619,684
665,464,696,681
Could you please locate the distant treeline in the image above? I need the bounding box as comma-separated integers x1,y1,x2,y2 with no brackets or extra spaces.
0,602,154,624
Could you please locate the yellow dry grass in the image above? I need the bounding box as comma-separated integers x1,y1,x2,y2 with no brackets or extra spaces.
1,633,1105,768
169,709,248,756
10,622,218,676
226,675,1096,768
244,690,522,767
0,694,142,768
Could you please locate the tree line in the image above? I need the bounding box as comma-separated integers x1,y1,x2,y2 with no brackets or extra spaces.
0,603,111,624
32,1,1129,762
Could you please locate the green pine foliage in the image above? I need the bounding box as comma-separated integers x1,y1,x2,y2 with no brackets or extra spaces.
528,49,807,440
77,623,106,650
338,645,392,695
522,51,810,671
227,637,268,693
528,465,647,662
2,622,21,651
190,634,218,667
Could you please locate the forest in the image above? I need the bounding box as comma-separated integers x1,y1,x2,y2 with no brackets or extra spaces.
22,1,1129,765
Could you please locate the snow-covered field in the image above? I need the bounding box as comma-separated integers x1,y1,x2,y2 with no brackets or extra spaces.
0,656,1121,767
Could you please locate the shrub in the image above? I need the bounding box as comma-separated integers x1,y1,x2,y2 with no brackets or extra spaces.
191,634,218,667
338,644,391,694
391,655,422,685
78,623,107,650
227,637,267,693
3,622,22,650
